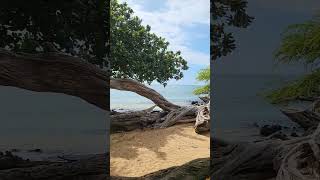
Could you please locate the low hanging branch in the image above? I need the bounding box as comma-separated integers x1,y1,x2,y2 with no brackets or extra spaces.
0,49,210,133
0,49,109,110
110,78,180,111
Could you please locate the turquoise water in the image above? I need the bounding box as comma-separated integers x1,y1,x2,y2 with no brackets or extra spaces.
111,84,202,110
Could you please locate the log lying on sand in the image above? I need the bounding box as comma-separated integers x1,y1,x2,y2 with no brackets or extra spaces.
212,104,320,180
0,153,109,180
111,102,210,134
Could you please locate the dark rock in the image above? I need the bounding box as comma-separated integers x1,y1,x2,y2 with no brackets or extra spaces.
260,125,282,136
159,111,168,118
270,132,289,140
28,149,42,153
191,101,199,105
199,96,210,103
253,122,259,128
291,132,299,137
10,149,20,152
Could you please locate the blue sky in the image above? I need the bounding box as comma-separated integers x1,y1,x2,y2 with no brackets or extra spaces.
118,0,210,85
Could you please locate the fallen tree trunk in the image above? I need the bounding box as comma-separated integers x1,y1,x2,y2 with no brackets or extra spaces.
212,105,320,180
280,108,320,131
111,102,210,134
0,153,109,180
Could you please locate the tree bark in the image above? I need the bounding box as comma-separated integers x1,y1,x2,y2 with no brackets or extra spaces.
212,107,320,180
0,153,109,180
0,49,184,112
110,78,180,111
0,49,109,111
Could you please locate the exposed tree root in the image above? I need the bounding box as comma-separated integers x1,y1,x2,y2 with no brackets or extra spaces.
212,103,320,180
111,102,210,134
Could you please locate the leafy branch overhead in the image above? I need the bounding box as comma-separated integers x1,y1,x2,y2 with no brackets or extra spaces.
193,68,210,95
211,0,254,60
268,14,320,103
111,0,188,85
0,0,188,86
0,0,109,67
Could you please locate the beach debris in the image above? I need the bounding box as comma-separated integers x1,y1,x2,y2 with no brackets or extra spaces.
27,149,42,153
212,99,320,180
260,125,282,136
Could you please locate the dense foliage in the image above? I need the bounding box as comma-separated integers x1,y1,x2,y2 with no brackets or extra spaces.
267,70,320,103
275,18,320,66
193,67,210,95
0,0,109,67
0,0,188,86
111,0,188,85
268,16,320,103
211,0,253,60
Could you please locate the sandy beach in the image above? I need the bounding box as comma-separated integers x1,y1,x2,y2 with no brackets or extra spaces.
110,123,210,177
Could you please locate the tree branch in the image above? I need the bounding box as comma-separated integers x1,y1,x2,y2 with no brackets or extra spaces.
0,49,109,110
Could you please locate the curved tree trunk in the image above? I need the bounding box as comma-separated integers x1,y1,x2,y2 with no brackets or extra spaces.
110,78,180,111
0,49,180,112
0,49,109,111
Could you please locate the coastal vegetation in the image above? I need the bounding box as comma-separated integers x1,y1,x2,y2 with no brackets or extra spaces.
193,67,210,96
267,17,320,103
213,8,320,180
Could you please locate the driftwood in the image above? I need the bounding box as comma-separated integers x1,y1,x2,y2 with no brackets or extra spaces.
212,103,320,180
111,102,210,134
0,48,211,179
195,102,210,133
0,48,210,134
0,153,108,180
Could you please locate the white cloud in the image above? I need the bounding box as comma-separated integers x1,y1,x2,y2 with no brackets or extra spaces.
118,0,210,66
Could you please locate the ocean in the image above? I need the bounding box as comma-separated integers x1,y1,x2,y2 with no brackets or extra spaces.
111,84,202,111
212,74,307,141
0,74,307,158
0,86,107,160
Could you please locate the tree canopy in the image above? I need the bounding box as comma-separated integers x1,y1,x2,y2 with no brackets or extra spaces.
211,0,254,60
111,0,188,85
267,15,320,103
0,0,109,67
0,0,188,86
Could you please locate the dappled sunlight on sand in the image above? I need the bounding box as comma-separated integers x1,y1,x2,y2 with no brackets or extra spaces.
110,123,210,177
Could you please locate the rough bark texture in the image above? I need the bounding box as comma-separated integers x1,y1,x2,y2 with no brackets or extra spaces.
0,49,109,111
212,104,320,180
0,49,212,179
0,153,108,180
110,102,210,134
0,49,183,112
110,106,162,133
110,78,180,112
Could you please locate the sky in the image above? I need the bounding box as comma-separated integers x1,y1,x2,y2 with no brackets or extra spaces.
118,0,210,85
214,0,320,76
